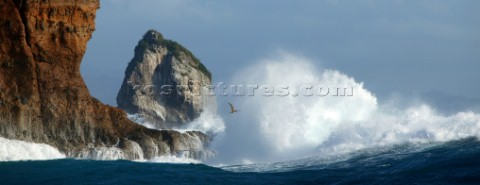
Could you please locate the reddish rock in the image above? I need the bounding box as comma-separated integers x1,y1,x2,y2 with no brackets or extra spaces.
0,0,210,160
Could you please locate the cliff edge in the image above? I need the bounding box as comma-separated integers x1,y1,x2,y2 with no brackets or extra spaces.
0,0,211,160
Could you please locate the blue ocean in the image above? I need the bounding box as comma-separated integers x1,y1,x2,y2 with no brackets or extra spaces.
2,138,479,185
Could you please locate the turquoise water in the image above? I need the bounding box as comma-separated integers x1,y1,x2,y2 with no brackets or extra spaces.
1,138,479,185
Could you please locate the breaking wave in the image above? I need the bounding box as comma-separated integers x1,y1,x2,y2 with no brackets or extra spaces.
211,51,480,164
0,137,65,161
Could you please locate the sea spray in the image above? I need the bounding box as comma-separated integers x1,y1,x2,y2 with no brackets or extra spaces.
212,51,480,164
0,137,65,161
185,89,226,135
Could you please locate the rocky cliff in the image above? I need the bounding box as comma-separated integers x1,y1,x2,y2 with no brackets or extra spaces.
117,30,212,129
0,0,211,160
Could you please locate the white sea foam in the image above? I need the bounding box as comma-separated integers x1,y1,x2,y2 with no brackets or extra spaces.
186,110,225,135
0,135,201,163
148,155,201,164
0,137,65,161
74,147,127,160
186,88,226,134
212,51,480,164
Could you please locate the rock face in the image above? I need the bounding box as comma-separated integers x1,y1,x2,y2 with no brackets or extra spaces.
0,0,211,160
117,30,212,129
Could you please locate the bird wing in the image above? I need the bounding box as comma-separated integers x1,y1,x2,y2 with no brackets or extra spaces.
228,102,235,112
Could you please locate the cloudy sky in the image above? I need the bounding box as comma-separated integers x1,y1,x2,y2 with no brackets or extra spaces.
81,0,480,105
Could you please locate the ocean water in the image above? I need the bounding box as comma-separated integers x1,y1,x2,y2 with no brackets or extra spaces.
1,138,479,185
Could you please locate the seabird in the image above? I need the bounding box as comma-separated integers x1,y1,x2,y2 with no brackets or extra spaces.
228,102,239,114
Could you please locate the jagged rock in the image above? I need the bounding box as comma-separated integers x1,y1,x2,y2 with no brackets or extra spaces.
117,30,212,129
0,0,211,160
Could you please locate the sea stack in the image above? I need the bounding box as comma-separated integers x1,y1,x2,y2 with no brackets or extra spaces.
0,0,211,160
117,30,212,129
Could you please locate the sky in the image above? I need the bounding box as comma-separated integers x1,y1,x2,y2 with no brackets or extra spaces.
81,0,480,106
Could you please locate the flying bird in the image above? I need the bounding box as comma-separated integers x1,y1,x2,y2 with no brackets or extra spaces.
228,102,239,114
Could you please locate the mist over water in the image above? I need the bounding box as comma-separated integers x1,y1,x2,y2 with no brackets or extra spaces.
210,51,480,165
